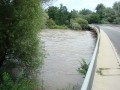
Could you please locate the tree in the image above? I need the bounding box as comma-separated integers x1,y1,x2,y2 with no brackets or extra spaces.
95,3,105,22
70,9,79,19
88,13,100,24
0,0,46,78
95,3,105,12
113,1,120,11
113,1,120,24
41,0,56,8
58,4,69,25
47,4,69,25
79,8,92,15
79,8,92,21
47,6,58,20
101,7,115,24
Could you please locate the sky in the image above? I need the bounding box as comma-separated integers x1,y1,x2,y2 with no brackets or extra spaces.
52,0,120,12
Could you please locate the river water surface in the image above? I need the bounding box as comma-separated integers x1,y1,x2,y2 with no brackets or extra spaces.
38,29,96,90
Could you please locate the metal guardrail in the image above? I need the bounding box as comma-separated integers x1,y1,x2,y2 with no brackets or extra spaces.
81,26,100,90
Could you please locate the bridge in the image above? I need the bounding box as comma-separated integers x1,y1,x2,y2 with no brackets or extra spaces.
81,25,120,90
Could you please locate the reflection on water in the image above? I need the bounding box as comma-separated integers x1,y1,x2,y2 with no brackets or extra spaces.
38,29,96,90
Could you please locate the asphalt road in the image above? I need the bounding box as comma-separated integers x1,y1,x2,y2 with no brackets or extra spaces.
98,25,120,58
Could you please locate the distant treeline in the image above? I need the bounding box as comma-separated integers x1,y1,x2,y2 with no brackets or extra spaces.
45,1,120,29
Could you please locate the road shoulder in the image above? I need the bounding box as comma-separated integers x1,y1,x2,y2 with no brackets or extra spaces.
92,30,120,90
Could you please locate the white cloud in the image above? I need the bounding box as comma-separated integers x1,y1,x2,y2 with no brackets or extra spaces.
53,0,120,11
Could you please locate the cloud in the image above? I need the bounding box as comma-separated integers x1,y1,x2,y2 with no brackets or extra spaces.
53,0,120,11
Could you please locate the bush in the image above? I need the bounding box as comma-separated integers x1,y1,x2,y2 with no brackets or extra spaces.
70,18,88,30
50,25,68,29
77,58,89,76
113,17,120,24
71,23,82,30
0,72,38,90
75,18,88,29
47,18,56,28
101,19,110,24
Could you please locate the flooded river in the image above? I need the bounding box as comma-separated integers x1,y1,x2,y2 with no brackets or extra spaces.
38,29,96,90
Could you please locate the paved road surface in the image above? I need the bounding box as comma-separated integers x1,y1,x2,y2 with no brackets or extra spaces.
98,25,120,58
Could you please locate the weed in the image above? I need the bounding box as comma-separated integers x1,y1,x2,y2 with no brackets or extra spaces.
77,58,89,76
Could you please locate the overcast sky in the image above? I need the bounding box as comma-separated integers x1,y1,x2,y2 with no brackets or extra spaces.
53,0,120,12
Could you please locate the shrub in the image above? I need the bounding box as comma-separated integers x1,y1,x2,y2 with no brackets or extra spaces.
47,18,56,28
0,72,38,90
70,18,88,30
77,58,89,76
75,18,88,29
101,19,110,24
50,25,68,29
71,23,82,30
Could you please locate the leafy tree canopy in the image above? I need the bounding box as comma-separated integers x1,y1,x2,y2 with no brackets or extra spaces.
0,0,46,78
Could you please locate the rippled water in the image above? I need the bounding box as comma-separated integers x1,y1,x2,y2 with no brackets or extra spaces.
38,29,96,90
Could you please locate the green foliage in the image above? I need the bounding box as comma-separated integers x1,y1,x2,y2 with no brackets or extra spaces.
47,4,70,26
113,1,120,11
41,0,55,8
113,17,120,24
47,6,58,20
47,18,68,29
70,9,80,19
0,72,37,90
50,25,68,29
88,13,100,24
75,18,88,29
71,23,82,30
70,18,88,30
47,18,56,28
79,8,92,15
0,0,46,77
95,3,105,13
94,1,120,24
41,12,49,29
79,9,92,22
101,7,116,24
46,1,120,26
113,1,120,24
77,58,89,76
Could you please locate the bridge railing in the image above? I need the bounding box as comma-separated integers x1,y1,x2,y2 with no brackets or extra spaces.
81,26,100,90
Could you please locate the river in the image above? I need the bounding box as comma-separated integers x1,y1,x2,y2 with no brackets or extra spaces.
38,29,96,90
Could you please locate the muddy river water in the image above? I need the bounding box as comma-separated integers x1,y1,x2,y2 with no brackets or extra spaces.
38,29,96,90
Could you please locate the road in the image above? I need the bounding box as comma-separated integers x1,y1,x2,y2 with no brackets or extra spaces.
98,25,120,58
